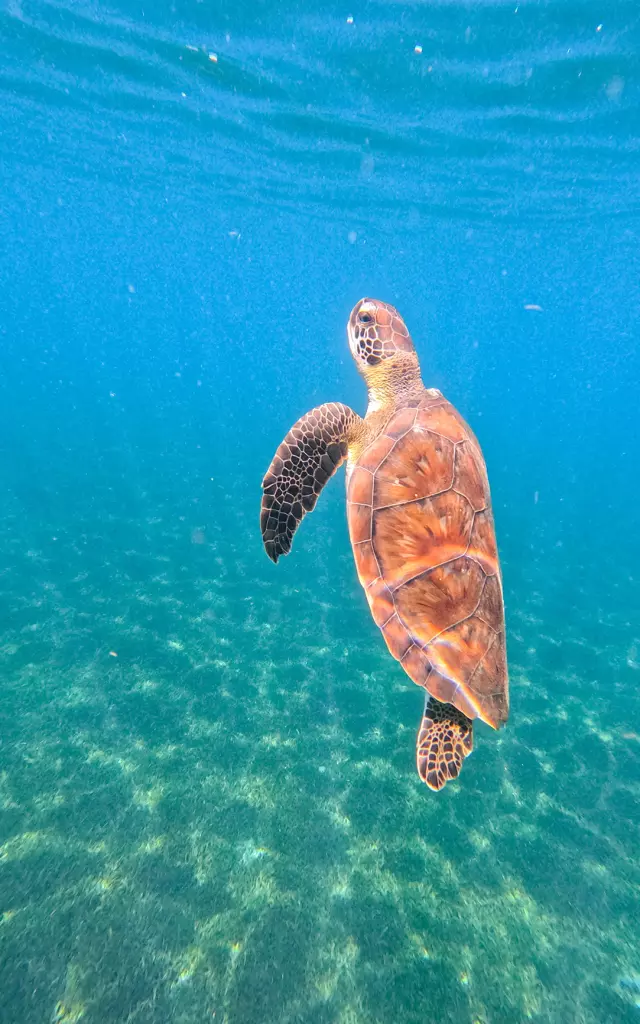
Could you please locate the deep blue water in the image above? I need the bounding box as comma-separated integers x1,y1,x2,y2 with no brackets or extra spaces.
1,2,639,1022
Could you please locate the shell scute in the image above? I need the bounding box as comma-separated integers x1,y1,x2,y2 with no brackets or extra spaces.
358,434,396,474
347,466,373,506
467,508,499,576
475,574,503,632
352,540,379,586
401,645,431,687
381,613,413,661
348,502,372,544
367,579,395,627
384,406,418,440
372,491,474,585
427,670,478,720
466,634,509,726
416,402,468,442
394,556,485,644
373,429,454,508
453,441,488,512
428,615,495,690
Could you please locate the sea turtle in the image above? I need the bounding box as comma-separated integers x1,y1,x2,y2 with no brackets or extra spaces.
260,298,509,790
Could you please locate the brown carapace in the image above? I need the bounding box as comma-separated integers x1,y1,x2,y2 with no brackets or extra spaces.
260,298,509,791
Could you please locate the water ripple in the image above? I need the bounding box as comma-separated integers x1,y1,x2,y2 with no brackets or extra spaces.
1,0,639,221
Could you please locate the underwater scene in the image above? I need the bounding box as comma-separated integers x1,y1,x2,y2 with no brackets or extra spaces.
1,0,639,1022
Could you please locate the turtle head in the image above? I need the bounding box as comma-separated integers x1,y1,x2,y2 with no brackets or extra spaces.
347,298,422,404
348,298,415,367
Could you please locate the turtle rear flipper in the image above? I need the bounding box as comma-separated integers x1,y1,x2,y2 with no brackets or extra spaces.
416,695,473,791
261,402,363,563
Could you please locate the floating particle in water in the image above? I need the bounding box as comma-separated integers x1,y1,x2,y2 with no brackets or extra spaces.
360,154,375,177
414,44,423,54
208,52,218,62
346,15,354,24
109,651,118,657
605,76,625,100
596,23,603,31
524,303,543,311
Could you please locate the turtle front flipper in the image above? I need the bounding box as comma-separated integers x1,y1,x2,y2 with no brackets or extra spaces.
261,402,363,563
416,695,473,791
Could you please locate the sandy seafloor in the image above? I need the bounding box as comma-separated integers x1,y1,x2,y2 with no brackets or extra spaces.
0,454,638,1024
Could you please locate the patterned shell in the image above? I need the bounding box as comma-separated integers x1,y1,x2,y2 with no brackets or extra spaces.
346,391,509,729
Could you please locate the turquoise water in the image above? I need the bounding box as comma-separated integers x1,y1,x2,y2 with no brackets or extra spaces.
1,1,640,1021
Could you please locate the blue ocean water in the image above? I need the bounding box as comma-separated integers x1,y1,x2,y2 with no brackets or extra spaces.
1,1,640,1021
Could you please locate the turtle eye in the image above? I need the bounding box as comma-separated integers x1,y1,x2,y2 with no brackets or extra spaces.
358,311,374,325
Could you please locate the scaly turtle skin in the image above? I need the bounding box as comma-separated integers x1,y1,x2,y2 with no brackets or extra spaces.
261,298,509,790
